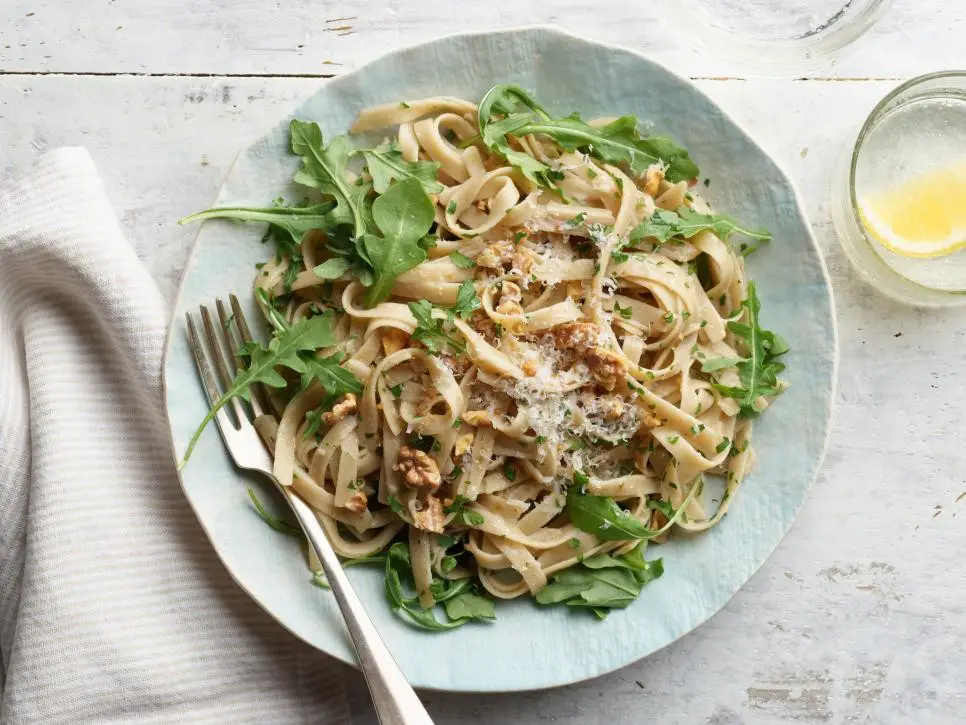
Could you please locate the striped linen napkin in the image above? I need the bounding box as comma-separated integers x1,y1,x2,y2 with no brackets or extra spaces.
0,149,351,724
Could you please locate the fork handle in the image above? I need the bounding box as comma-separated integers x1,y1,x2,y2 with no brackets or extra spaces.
285,490,435,725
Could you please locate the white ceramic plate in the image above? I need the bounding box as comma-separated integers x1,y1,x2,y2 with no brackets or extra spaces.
163,27,837,692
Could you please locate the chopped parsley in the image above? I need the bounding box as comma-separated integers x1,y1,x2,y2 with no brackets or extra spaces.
449,251,476,269
562,212,586,230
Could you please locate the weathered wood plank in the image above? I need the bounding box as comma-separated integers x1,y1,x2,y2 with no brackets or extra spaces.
2,0,965,79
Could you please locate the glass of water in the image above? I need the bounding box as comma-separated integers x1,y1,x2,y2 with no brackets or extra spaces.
831,72,966,306
655,0,893,77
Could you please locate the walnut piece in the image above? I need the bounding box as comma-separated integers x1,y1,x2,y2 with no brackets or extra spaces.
641,411,663,428
462,410,491,427
495,280,524,317
643,164,665,197
412,496,445,534
344,492,368,513
476,240,535,274
601,396,624,421
381,327,409,357
394,446,442,492
552,322,601,350
585,347,629,391
454,433,474,456
322,393,357,425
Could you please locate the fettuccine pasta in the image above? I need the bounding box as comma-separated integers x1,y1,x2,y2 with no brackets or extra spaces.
184,84,788,627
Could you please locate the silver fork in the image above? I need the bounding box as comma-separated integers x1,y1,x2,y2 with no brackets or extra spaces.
185,295,434,725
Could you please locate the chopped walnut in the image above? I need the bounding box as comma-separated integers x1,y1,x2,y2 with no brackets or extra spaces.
552,322,601,350
476,244,503,269
643,164,665,197
462,410,491,427
440,354,470,377
322,393,357,424
495,281,524,316
521,360,538,377
454,433,474,456
344,492,368,513
468,310,499,342
394,446,442,492
641,411,663,428
585,347,628,391
413,496,445,533
381,327,409,356
476,240,535,274
601,396,624,421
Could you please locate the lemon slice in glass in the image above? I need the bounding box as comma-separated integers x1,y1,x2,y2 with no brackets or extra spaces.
858,159,966,258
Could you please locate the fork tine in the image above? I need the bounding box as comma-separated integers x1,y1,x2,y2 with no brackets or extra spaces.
185,313,236,434
215,297,240,369
200,304,248,427
230,293,270,418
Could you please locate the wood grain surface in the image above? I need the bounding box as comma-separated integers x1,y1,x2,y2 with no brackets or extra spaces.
3,2,965,722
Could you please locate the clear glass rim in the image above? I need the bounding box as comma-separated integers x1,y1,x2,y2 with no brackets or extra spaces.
655,0,894,78
847,71,966,299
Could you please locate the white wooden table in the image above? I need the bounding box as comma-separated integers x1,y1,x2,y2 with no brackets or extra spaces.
5,2,965,723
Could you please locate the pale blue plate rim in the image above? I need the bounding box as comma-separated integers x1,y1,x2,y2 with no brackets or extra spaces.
162,25,839,692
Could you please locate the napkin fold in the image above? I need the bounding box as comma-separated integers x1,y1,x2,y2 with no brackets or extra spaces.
0,149,351,724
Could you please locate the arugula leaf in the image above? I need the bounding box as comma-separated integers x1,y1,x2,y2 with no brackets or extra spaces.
712,282,788,418
361,178,436,306
302,407,325,440
630,207,771,245
312,257,351,280
453,280,481,320
384,543,494,631
444,495,485,526
289,119,370,236
360,143,443,194
449,251,476,269
478,83,551,122
179,201,337,246
443,590,496,621
247,487,302,538
478,84,698,185
180,314,336,467
299,351,364,397
701,356,748,373
566,471,699,541
408,300,466,354
536,542,664,617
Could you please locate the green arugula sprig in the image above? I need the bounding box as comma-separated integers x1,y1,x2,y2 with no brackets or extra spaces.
478,84,698,186
566,471,699,541
290,119,370,235
406,281,481,355
247,487,302,537
536,542,664,618
360,178,437,305
179,202,336,247
183,120,439,308
383,543,495,631
408,300,466,354
711,282,789,418
359,142,443,194
629,207,771,247
179,311,362,467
